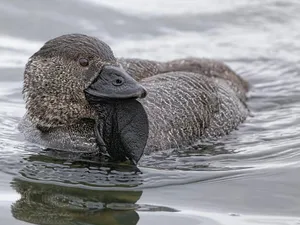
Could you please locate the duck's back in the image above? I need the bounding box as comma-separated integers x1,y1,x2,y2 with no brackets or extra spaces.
118,58,249,153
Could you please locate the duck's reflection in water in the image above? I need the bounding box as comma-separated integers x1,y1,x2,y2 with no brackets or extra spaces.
10,151,143,225
9,142,229,225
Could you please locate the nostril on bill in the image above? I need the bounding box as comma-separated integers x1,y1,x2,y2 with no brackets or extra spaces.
113,77,124,86
140,88,147,98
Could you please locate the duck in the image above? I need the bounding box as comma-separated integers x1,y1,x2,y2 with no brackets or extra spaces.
19,34,249,164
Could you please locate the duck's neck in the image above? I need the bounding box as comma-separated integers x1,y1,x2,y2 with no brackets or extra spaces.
25,94,96,130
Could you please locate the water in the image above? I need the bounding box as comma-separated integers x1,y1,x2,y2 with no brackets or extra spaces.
1,0,300,224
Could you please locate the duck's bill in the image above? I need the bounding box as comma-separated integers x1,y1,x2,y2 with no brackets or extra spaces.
84,65,147,103
94,100,149,165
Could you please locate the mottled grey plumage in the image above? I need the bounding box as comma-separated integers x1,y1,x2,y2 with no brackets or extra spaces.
19,34,249,157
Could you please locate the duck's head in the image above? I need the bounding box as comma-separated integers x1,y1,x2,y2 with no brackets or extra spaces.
23,34,148,163
24,33,146,128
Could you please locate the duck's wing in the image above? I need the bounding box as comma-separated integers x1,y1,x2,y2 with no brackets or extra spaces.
160,57,249,103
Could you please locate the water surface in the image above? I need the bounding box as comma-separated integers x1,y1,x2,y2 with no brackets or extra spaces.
1,0,300,224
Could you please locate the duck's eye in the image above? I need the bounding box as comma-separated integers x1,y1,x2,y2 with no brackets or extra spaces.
79,58,89,67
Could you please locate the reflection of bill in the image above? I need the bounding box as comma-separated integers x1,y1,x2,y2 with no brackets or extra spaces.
11,178,142,225
10,153,144,225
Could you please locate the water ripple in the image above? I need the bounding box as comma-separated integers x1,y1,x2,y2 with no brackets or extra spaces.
0,0,300,222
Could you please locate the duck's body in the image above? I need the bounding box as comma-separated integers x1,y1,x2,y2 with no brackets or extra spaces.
117,58,249,152
19,34,249,162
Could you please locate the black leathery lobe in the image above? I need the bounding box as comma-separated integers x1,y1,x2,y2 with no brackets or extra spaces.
92,100,149,164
